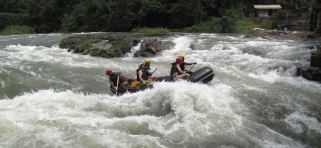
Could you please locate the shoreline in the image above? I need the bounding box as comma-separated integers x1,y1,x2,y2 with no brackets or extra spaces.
253,29,321,44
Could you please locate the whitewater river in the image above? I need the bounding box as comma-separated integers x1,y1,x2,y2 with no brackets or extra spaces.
0,33,320,148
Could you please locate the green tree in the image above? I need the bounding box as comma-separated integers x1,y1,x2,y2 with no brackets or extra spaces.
14,0,59,32
61,13,76,32
0,0,313,33
200,0,219,17
0,12,29,26
221,8,244,33
108,0,141,31
61,0,111,32
169,0,204,28
3,0,18,13
138,0,169,27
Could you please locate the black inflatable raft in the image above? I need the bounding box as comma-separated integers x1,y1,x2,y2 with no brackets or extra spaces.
110,83,153,95
156,67,215,84
110,67,214,95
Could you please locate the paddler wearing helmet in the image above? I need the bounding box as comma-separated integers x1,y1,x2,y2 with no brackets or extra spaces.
143,58,158,81
170,57,190,81
106,69,134,92
136,63,152,85
178,54,197,73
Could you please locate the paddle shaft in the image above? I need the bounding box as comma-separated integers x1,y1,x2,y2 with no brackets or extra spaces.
116,75,119,95
188,64,195,71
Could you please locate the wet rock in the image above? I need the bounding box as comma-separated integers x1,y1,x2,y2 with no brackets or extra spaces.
242,47,264,56
134,38,174,57
190,43,196,50
59,34,174,58
297,67,321,82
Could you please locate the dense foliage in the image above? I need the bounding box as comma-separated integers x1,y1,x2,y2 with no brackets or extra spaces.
0,0,312,33
0,25,34,35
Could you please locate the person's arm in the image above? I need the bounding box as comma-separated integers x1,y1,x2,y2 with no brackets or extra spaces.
138,70,145,84
184,62,197,65
109,78,117,92
146,68,157,75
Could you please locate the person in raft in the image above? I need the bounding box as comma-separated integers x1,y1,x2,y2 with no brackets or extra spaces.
170,57,190,81
106,69,134,92
143,58,158,81
137,63,153,85
178,54,197,73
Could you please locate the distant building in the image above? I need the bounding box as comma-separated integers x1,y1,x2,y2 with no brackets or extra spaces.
251,5,282,17
269,6,311,31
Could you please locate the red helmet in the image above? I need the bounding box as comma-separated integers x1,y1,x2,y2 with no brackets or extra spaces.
106,69,112,75
176,57,183,62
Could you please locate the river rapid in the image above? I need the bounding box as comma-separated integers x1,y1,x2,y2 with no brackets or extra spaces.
0,33,320,148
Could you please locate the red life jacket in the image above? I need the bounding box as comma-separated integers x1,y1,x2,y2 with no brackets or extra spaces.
119,75,126,83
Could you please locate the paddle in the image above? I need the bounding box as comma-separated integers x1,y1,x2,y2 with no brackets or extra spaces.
187,64,196,73
116,75,120,95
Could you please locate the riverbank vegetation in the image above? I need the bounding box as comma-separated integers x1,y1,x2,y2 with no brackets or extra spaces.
0,25,34,35
131,27,170,34
0,0,312,34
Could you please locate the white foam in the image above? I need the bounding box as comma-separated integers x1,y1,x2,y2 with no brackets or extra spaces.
285,112,321,134
162,36,194,57
4,44,116,69
1,33,320,147
0,80,246,141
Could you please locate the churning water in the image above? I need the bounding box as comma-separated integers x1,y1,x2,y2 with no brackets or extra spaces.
0,33,320,148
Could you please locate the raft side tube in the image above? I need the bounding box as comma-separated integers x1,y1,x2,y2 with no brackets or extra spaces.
189,67,214,84
156,75,172,82
110,83,153,95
